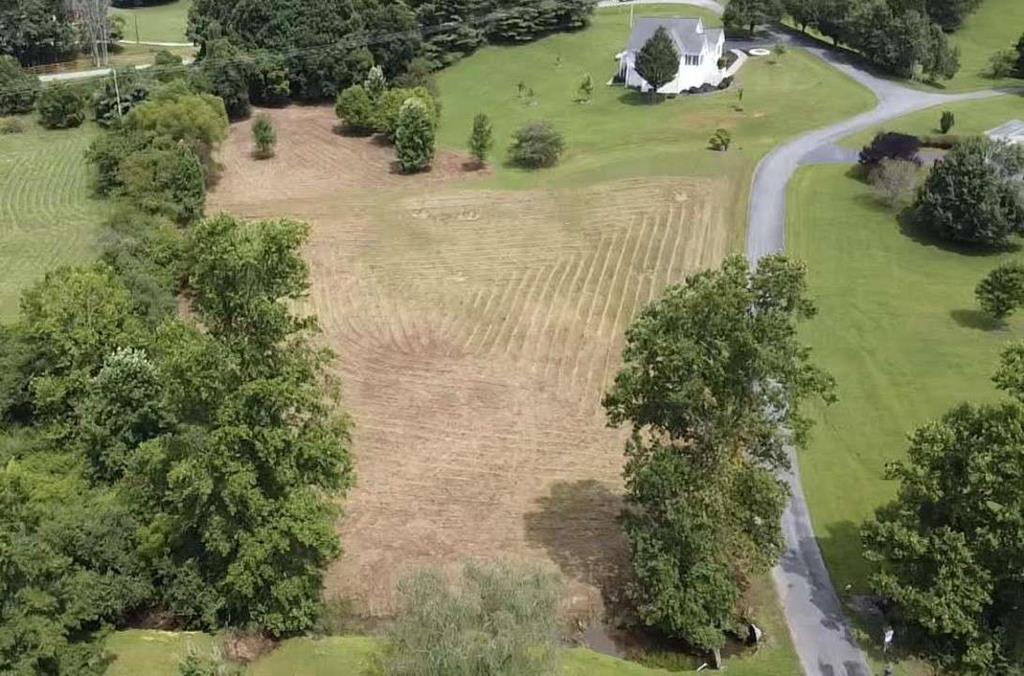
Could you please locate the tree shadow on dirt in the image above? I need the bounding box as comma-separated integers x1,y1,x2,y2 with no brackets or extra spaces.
523,479,630,613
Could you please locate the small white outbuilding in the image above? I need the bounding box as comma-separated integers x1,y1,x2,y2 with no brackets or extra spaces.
986,120,1024,145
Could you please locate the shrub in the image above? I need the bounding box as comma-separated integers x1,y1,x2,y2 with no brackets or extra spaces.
37,83,86,129
468,113,493,166
0,117,23,134
335,84,376,134
86,129,151,195
125,90,228,175
99,203,184,320
918,134,961,149
153,49,186,83
575,73,593,103
717,76,734,90
92,70,149,127
249,53,291,106
976,263,1024,320
939,110,955,134
190,39,252,120
988,49,1018,78
915,137,1024,246
376,86,436,139
0,55,40,115
383,561,562,676
507,121,564,169
859,131,920,168
117,143,206,224
395,98,435,173
869,158,920,209
364,64,387,100
709,128,731,151
251,113,276,159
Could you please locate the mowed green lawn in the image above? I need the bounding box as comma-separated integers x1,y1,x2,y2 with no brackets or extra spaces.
436,5,876,192
942,0,1024,91
111,0,191,44
787,163,1024,595
0,117,105,320
842,93,1024,149
106,592,799,676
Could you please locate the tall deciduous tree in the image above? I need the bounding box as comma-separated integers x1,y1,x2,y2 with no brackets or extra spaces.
634,27,679,97
915,137,1024,247
862,384,1024,673
604,254,835,650
132,216,354,634
723,0,784,33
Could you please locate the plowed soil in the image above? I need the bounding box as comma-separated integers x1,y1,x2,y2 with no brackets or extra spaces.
209,105,734,619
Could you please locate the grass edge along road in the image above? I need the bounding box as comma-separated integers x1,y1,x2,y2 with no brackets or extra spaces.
787,159,1024,674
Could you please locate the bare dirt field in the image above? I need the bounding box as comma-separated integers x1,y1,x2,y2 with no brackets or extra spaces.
209,106,735,619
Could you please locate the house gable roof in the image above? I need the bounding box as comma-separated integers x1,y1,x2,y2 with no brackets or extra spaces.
626,17,714,55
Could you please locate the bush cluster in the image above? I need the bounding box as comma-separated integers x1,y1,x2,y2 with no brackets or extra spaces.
507,121,564,169
37,82,86,129
0,55,40,115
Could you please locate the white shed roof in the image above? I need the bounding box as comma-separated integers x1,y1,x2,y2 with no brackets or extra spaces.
986,120,1024,144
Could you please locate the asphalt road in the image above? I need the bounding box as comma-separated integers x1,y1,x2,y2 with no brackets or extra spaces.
603,2,1015,673
749,33,1011,676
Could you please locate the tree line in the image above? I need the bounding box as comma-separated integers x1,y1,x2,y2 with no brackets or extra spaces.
725,0,968,80
184,0,595,114
0,68,354,672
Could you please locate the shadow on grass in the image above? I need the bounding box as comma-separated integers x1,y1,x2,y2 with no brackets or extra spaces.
617,91,667,106
523,479,630,615
897,211,1021,257
950,308,1004,331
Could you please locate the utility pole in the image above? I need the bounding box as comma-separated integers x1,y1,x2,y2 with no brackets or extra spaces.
112,68,123,119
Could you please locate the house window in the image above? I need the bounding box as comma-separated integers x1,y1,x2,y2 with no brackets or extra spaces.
684,54,701,66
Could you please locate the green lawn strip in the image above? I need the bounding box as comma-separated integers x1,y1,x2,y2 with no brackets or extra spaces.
111,0,191,44
106,596,798,676
841,93,1024,150
0,117,105,320
787,163,1023,674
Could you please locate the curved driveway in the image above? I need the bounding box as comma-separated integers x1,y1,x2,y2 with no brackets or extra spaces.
603,2,1015,674
751,35,1009,676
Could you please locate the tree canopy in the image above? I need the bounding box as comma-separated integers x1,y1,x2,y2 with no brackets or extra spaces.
915,137,1024,247
604,254,834,650
634,26,679,94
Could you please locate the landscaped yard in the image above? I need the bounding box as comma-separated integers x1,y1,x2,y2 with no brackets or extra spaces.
842,93,1024,149
110,0,191,44
0,117,104,320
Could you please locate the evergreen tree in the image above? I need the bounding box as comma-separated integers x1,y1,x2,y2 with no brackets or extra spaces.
395,97,436,173
468,112,493,166
634,27,679,97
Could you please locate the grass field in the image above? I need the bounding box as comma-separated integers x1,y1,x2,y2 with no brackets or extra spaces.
106,603,799,676
787,162,1023,669
110,0,191,44
0,117,104,320
842,93,1024,149
940,0,1024,92
437,5,876,194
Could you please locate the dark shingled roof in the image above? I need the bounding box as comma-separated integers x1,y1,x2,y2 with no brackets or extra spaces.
626,17,712,55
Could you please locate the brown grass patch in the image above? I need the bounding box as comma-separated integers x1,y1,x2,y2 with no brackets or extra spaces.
208,107,735,621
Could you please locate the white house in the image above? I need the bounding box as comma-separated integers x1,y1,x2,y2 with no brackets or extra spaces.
617,18,725,94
